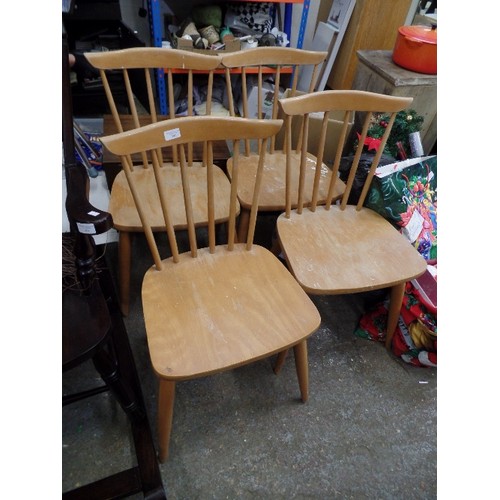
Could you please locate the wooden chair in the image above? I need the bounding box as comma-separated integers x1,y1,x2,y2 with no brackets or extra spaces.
275,90,427,350
221,47,346,242
100,115,322,462
85,47,231,315
63,164,166,498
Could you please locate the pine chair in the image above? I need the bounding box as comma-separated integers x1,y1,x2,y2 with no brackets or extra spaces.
221,47,346,242
85,48,230,315
275,90,427,350
100,115,321,462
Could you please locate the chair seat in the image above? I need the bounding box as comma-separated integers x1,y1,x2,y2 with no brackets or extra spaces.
227,151,346,211
277,205,427,294
142,244,321,380
108,165,236,231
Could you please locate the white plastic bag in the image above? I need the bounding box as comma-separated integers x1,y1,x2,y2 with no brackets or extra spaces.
224,2,274,36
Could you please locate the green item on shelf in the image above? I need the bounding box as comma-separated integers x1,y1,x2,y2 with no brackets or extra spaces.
192,5,223,29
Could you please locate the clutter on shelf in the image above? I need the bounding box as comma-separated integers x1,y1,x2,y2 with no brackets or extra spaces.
164,2,289,54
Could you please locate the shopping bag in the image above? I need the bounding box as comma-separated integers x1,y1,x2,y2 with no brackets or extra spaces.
365,155,437,262
355,280,437,367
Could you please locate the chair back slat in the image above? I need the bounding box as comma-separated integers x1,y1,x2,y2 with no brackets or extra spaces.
296,114,309,214
187,71,194,165
149,149,180,264
121,154,166,270
339,112,369,210
284,117,293,216
123,68,149,168
166,69,179,165
144,68,163,162
85,47,223,169
177,145,197,257
246,137,270,249
353,110,399,210
100,117,283,265
269,66,282,153
145,68,157,122
99,67,135,169
227,140,240,251
326,110,351,209
310,111,329,210
221,48,327,156
279,90,413,215
206,142,216,253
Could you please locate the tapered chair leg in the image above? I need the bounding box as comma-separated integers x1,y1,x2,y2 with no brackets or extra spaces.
157,379,176,463
237,208,250,243
270,234,282,258
273,349,288,375
293,340,309,403
385,282,406,350
118,231,132,316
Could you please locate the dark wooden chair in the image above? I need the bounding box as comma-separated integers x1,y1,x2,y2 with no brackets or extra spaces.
62,31,165,499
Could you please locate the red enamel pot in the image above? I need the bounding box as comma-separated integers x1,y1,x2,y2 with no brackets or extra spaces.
392,24,437,74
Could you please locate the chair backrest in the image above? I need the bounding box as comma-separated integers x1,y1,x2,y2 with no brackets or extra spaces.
278,90,413,215
85,47,223,166
100,116,282,269
221,47,327,154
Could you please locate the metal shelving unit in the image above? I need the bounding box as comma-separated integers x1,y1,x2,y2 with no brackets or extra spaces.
148,0,310,114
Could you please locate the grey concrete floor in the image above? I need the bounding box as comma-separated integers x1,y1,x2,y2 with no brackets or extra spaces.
62,216,437,499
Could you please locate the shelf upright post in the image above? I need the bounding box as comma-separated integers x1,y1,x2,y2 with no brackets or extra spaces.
296,0,310,49
148,0,167,114
284,4,293,43
284,1,309,49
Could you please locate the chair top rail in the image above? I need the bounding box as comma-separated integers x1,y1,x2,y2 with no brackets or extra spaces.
100,116,282,157
85,47,222,71
279,90,413,116
221,47,327,68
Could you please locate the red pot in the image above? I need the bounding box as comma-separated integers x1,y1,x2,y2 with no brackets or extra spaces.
392,24,437,74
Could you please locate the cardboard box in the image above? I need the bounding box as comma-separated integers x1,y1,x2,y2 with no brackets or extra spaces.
275,89,355,166
175,36,241,55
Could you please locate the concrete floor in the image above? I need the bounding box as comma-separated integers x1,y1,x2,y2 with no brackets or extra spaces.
62,218,437,499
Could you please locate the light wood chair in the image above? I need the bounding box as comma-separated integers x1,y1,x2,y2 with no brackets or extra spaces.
100,115,321,462
85,48,231,315
275,90,427,351
221,47,346,242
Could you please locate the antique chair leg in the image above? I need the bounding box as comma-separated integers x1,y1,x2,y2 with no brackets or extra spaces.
385,282,406,350
92,341,144,421
118,231,132,316
158,379,176,463
273,349,288,375
293,340,309,403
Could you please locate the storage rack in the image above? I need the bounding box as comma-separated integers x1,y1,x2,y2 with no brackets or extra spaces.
148,0,310,114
